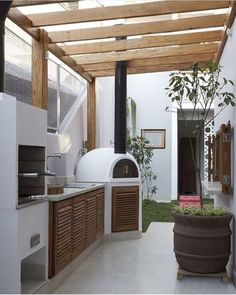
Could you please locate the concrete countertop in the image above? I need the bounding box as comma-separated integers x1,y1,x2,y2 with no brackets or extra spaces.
46,183,105,202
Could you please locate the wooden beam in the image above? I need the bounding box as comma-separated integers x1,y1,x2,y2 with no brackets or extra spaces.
32,29,48,109
216,0,236,62
129,52,215,67
90,62,209,77
48,44,92,82
49,14,226,43
77,62,115,72
27,1,230,27
62,30,222,55
8,8,92,82
12,0,78,7
8,8,39,40
87,79,96,151
81,52,215,72
74,43,218,65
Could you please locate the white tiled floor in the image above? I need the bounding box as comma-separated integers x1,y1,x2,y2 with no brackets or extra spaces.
54,223,236,294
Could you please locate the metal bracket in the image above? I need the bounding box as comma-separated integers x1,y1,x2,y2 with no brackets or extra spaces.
44,51,49,60
223,175,230,186
223,133,230,143
226,28,232,37
213,169,217,178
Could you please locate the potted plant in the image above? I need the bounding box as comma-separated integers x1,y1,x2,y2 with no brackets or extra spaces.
165,60,235,274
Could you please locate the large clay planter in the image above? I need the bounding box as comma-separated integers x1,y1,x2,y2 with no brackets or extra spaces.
172,212,233,273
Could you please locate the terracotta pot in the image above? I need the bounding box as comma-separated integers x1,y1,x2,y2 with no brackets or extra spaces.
172,212,233,273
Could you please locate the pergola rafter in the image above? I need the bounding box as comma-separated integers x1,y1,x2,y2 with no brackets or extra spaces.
7,0,236,80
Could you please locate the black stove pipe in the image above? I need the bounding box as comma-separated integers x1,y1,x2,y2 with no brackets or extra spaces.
114,60,127,154
0,1,12,92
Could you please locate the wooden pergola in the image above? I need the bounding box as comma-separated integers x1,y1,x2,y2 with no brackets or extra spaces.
7,0,236,150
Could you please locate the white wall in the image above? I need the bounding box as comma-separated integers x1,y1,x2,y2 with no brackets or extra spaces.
0,96,48,293
96,73,178,202
213,19,236,285
47,99,87,175
96,77,115,148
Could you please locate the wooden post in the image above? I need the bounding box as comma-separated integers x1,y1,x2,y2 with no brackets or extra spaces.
221,122,231,194
32,29,48,109
207,135,211,181
87,78,96,151
212,135,216,181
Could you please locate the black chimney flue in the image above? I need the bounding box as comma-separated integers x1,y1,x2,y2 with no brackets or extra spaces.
0,0,13,93
114,60,127,154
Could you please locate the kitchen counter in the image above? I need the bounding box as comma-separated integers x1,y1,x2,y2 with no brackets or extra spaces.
46,183,105,202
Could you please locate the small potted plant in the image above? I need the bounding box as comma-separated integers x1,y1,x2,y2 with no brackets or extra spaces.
165,60,235,274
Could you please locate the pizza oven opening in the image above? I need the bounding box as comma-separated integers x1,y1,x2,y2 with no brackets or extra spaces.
113,159,139,178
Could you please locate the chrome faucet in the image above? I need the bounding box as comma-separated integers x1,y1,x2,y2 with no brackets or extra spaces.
79,142,87,157
47,153,61,161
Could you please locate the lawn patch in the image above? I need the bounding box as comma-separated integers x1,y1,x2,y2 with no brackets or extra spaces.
142,198,213,232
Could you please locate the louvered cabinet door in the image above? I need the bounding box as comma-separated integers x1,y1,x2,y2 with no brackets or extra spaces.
112,186,139,232
96,189,104,236
54,199,73,274
86,194,97,247
72,196,86,257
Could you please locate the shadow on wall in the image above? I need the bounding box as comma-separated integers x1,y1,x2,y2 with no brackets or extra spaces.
47,101,86,175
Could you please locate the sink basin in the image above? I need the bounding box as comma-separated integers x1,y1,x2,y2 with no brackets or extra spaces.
64,183,96,189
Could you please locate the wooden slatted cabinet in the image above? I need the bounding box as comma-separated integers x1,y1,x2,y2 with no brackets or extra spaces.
72,196,86,258
86,193,97,247
112,186,139,232
53,199,73,275
49,188,105,278
96,189,105,236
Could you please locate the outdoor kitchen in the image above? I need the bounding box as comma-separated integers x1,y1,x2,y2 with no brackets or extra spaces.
0,18,142,291
1,0,236,294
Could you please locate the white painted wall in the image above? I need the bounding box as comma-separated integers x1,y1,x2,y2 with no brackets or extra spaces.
96,77,115,148
96,73,178,202
213,19,236,285
47,98,87,175
0,95,48,293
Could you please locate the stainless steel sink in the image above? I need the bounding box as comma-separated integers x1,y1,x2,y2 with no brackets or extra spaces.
64,183,96,189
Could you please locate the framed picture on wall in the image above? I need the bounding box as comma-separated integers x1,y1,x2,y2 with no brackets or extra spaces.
141,129,166,149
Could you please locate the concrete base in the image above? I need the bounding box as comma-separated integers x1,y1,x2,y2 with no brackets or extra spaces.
104,230,143,241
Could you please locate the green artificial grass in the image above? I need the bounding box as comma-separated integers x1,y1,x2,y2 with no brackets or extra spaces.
142,198,214,232
142,200,177,232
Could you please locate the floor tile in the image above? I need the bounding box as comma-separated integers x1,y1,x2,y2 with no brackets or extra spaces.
54,222,236,294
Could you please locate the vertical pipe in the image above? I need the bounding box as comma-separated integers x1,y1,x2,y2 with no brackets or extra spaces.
114,60,127,154
0,32,4,92
0,0,13,92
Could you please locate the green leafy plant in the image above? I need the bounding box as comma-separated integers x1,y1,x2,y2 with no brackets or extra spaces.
127,136,157,199
165,60,235,207
172,204,229,216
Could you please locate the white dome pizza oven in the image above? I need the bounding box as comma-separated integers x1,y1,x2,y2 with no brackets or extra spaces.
76,59,142,238
76,148,142,237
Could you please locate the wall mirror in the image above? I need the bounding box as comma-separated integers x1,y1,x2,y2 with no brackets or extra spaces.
141,129,166,149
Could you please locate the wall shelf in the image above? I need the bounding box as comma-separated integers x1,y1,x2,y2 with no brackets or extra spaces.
202,181,228,197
